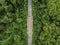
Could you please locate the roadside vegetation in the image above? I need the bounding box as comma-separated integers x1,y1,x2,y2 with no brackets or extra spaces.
0,0,27,45
32,0,60,45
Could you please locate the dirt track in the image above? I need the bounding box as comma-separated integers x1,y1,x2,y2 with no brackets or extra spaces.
27,0,33,45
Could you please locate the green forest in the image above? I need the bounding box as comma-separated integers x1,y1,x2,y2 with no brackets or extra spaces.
0,0,27,45
0,0,60,45
33,0,60,45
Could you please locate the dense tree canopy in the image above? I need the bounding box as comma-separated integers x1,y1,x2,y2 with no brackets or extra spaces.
33,0,60,45
0,0,27,45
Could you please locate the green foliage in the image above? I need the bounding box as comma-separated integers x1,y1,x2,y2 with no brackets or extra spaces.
33,0,60,45
0,0,27,45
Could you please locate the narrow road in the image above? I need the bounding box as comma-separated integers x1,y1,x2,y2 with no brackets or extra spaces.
27,0,33,45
